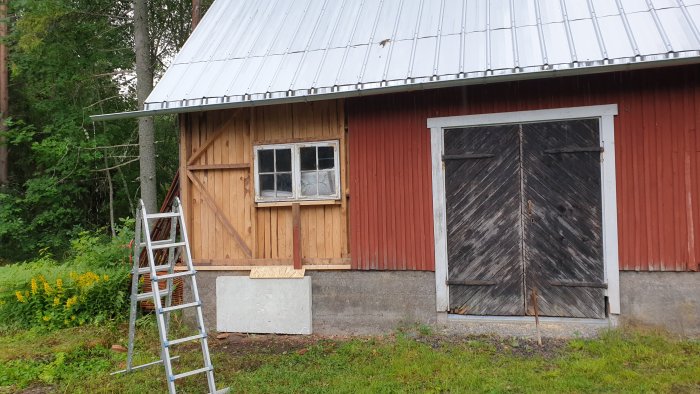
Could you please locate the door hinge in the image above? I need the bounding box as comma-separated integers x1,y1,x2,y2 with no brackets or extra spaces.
446,279,497,286
544,147,603,154
442,153,495,161
548,280,607,289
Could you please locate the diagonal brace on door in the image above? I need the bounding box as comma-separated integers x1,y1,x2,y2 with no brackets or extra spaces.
186,170,252,258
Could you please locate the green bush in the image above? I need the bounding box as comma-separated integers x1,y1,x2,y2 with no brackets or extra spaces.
0,220,133,329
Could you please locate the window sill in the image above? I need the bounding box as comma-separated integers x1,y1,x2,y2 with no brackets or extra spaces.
255,199,341,208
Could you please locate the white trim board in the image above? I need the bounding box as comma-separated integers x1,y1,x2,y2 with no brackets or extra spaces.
428,105,620,315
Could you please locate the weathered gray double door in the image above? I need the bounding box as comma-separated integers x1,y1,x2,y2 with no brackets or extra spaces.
444,119,605,318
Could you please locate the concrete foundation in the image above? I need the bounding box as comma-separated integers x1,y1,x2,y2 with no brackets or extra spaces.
436,313,616,338
187,270,699,337
308,271,436,335
619,271,700,336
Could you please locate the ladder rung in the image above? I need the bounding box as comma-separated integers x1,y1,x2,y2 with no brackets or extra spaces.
171,366,213,381
160,301,200,314
136,288,171,301
150,241,186,250
145,212,180,220
136,264,171,274
167,333,206,347
111,356,180,375
140,239,175,247
154,270,195,281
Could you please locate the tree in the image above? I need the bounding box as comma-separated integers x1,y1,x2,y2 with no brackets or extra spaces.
0,0,137,261
0,0,8,186
192,0,201,30
133,0,157,214
0,0,213,262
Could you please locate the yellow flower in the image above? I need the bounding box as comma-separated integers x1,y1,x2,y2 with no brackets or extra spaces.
71,315,76,320
43,281,52,295
56,278,63,290
103,274,109,281
31,278,38,295
77,272,100,288
42,315,51,322
65,295,78,309
15,291,26,303
53,297,60,306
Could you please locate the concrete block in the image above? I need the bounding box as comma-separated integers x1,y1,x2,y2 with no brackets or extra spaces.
216,276,312,334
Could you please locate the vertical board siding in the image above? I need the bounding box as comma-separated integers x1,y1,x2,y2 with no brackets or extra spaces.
180,101,349,266
348,94,436,271
348,65,700,272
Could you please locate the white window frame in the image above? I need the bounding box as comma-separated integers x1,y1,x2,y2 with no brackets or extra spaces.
428,105,620,317
253,140,341,203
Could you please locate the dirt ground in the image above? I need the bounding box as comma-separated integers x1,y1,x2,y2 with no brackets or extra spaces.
209,330,569,359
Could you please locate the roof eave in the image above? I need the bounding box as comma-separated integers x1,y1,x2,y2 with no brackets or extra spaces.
90,56,700,122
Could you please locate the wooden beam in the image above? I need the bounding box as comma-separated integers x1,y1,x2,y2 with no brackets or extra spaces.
292,203,302,270
186,170,253,258
187,163,250,171
192,257,351,266
179,114,191,247
253,135,341,146
178,264,351,271
187,109,241,166
255,199,340,208
250,266,305,278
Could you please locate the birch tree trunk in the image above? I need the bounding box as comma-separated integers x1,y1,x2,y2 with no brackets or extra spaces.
134,0,157,213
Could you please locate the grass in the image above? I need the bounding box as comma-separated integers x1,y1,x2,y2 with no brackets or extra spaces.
1,321,699,393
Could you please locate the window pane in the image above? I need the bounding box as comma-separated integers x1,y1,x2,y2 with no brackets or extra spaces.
318,147,335,169
318,170,336,196
258,149,275,173
276,149,291,172
276,173,292,197
300,147,317,171
260,174,275,197
300,171,318,196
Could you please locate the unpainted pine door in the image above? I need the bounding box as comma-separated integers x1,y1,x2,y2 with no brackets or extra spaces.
444,119,605,318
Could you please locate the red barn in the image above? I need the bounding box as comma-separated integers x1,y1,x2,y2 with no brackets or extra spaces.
97,0,700,336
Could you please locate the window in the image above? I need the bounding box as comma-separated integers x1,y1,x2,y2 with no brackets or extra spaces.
254,141,340,202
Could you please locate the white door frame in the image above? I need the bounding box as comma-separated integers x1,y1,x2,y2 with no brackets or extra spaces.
428,105,620,316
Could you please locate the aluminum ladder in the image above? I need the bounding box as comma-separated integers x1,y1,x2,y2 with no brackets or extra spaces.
113,197,227,394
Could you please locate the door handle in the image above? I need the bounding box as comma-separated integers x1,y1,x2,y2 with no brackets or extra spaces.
527,200,533,216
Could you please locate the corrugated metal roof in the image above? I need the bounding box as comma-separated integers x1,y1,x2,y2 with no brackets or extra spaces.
95,0,700,120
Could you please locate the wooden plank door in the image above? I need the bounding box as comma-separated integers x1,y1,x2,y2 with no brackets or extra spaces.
521,119,605,318
444,125,525,315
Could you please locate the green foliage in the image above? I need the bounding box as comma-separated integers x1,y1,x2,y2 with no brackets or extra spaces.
0,223,132,329
0,0,186,262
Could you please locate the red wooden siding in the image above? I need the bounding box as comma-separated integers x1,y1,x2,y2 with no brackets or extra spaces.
348,65,700,272
348,94,435,271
